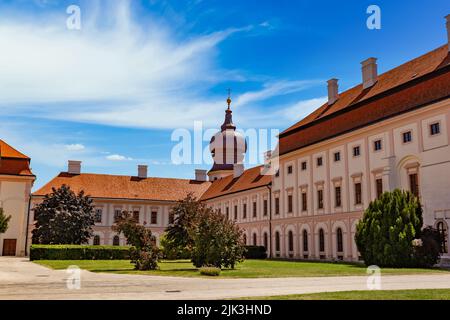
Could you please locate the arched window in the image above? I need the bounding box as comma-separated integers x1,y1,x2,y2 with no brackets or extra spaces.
288,231,294,252
113,235,120,246
337,228,343,252
437,222,448,254
263,233,268,250
252,233,257,246
243,234,247,245
319,229,325,252
303,230,308,252
93,235,100,246
275,231,280,252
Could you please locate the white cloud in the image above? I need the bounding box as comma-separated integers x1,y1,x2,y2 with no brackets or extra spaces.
0,1,322,130
64,143,85,151
106,154,133,161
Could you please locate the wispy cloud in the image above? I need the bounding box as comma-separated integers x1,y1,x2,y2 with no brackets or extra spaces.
64,143,85,151
106,154,133,161
0,1,322,130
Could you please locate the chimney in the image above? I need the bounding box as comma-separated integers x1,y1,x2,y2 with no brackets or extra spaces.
233,164,244,178
446,14,450,52
195,169,207,182
138,165,148,179
68,160,81,174
361,57,378,89
327,78,339,105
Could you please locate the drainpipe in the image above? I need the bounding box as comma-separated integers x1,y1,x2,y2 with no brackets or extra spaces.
24,194,32,256
266,183,273,258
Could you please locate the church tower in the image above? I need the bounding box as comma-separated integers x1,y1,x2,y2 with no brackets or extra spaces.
208,94,247,181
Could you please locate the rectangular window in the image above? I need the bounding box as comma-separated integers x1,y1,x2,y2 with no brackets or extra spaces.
94,209,102,223
374,139,382,151
114,209,122,223
355,183,362,205
376,178,383,199
301,161,307,170
263,200,268,216
168,213,174,224
275,169,280,177
353,146,360,157
275,197,280,215
335,186,341,207
234,205,238,220
301,192,307,211
226,207,229,219
409,173,419,198
252,201,257,218
243,203,247,219
403,131,412,143
317,157,323,167
317,190,323,209
430,122,440,135
132,210,140,223
287,195,293,213
334,152,340,162
287,165,293,174
151,211,157,224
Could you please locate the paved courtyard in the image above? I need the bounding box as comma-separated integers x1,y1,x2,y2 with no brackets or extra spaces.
1,257,450,300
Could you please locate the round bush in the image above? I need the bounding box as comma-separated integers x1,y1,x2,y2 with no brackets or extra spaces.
199,266,221,276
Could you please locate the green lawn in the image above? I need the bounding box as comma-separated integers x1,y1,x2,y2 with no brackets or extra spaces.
34,259,450,278
238,289,450,300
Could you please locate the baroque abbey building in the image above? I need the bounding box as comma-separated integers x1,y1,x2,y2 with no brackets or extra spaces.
2,16,449,265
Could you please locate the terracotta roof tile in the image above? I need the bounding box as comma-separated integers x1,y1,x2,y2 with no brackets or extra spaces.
32,172,211,201
279,45,450,155
0,140,30,159
0,140,34,176
201,166,272,200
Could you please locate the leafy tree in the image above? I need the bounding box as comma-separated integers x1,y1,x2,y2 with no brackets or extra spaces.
32,185,95,244
355,189,428,267
191,208,245,269
159,233,190,260
112,211,161,270
165,193,205,253
0,207,11,234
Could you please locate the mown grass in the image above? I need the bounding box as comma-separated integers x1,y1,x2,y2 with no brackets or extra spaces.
237,289,450,300
34,259,450,278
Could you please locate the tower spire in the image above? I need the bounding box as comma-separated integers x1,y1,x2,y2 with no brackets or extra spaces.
227,88,232,110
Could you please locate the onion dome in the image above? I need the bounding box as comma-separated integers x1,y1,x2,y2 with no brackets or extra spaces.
208,95,247,180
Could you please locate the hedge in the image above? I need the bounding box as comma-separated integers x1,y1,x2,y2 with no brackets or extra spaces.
30,244,132,260
243,245,267,259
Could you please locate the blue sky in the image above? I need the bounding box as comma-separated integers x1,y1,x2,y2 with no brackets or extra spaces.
0,0,448,189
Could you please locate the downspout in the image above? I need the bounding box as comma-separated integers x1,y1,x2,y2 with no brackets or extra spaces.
266,183,272,258
24,194,32,256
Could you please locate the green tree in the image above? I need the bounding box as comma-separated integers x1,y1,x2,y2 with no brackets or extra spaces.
355,189,424,267
32,185,95,244
191,208,245,269
0,207,11,234
165,193,204,254
159,233,190,260
112,211,161,270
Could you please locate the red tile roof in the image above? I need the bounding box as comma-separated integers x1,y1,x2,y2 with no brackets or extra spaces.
0,140,34,176
0,140,30,159
279,45,450,155
33,172,211,202
200,165,272,200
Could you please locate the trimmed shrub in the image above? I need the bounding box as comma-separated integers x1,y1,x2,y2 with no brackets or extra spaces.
243,246,267,259
30,244,132,260
199,266,221,276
